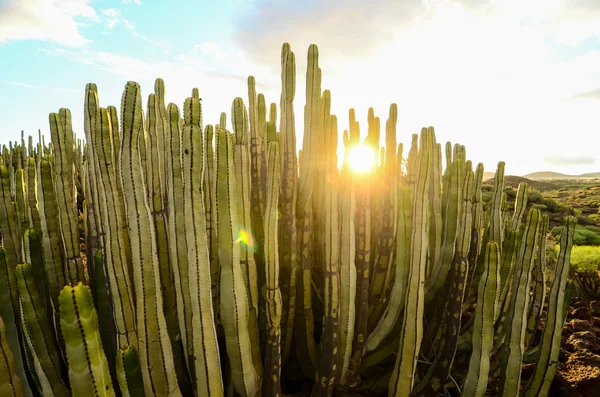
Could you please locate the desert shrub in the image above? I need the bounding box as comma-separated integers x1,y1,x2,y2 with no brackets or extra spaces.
532,204,547,210
590,214,600,223
571,271,600,300
577,216,595,226
568,246,600,272
582,225,600,233
543,198,559,212
552,225,600,246
481,191,493,204
504,187,516,199
528,190,544,204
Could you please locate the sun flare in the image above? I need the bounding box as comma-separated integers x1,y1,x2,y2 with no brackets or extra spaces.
348,144,376,173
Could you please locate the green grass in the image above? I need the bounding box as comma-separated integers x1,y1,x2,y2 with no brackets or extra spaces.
551,225,600,246
561,245,600,272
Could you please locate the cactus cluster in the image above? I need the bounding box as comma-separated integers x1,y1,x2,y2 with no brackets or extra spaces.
0,43,577,397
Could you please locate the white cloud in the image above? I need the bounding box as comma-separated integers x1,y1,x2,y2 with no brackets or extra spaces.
101,8,120,30
193,42,229,61
0,79,79,93
0,0,98,46
123,0,141,4
123,19,135,30
229,0,600,175
39,45,271,138
102,8,120,18
543,155,596,166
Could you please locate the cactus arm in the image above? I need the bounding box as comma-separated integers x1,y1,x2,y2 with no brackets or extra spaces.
524,214,549,349
203,124,219,312
489,162,505,247
262,141,283,396
461,242,500,397
247,79,266,301
294,194,318,378
296,44,321,216
336,159,357,386
216,127,260,397
0,314,25,397
181,98,225,396
497,208,542,396
83,83,103,269
23,229,48,315
311,114,341,397
231,97,264,384
92,108,137,349
16,263,70,397
146,94,191,394
278,43,299,366
413,170,473,396
119,81,182,397
510,182,528,230
388,149,430,397
58,282,114,396
0,249,33,397
25,158,40,232
49,110,85,284
425,152,464,302
464,163,484,299
523,216,576,397
36,158,66,312
0,164,21,277
365,186,412,352
116,346,145,397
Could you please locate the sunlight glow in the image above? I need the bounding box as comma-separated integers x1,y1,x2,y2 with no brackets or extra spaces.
235,228,254,247
348,144,376,173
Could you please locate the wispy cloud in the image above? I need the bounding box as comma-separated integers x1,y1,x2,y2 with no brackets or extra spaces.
121,19,169,49
543,155,597,166
0,0,98,46
101,8,121,29
102,8,119,18
227,0,600,176
193,42,229,61
123,0,141,5
0,79,79,93
569,88,600,101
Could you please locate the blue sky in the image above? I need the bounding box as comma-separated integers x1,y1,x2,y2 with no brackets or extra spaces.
1,0,600,176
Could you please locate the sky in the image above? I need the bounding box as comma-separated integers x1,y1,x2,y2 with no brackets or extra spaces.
0,0,599,176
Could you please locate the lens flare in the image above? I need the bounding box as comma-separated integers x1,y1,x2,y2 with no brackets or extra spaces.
235,228,254,247
348,143,376,173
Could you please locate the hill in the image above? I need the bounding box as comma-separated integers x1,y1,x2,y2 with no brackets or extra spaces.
486,175,558,191
524,171,600,180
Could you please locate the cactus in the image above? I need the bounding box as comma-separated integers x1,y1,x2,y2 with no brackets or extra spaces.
58,282,114,396
0,42,576,397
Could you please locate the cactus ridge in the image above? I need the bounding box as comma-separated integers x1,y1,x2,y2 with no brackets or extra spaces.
0,42,577,397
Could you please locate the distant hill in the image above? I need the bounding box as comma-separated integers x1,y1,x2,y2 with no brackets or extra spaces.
581,172,600,178
523,171,600,180
486,175,558,191
482,172,495,180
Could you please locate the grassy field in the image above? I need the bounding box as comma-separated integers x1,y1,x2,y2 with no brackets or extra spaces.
482,176,600,273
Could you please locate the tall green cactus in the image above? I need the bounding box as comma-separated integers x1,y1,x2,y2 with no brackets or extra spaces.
119,81,181,397
180,97,224,396
0,313,25,397
215,126,260,397
389,149,430,397
58,282,114,396
262,141,283,396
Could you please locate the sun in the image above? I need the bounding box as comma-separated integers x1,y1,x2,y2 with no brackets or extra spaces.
347,144,376,173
